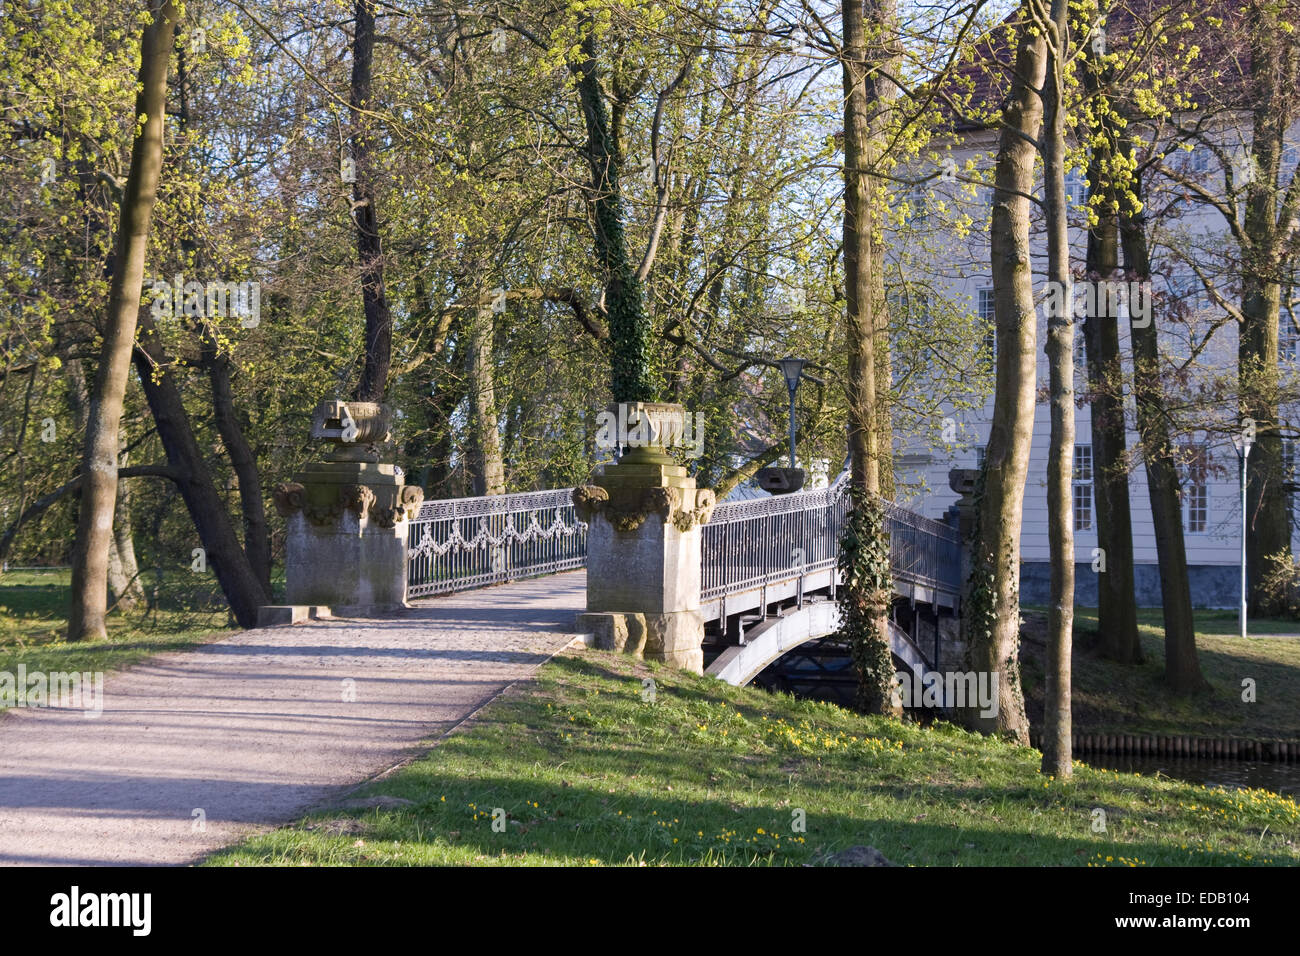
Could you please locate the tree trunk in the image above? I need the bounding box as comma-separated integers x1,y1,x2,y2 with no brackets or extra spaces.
1240,89,1288,612
864,0,898,502
106,451,145,610
1119,170,1207,694
204,338,272,595
573,33,655,404
1039,0,1073,777
1082,14,1143,664
1241,271,1286,616
351,0,394,404
134,312,268,626
840,0,897,716
468,307,505,496
65,358,144,609
68,0,177,641
962,9,1046,742
843,0,881,500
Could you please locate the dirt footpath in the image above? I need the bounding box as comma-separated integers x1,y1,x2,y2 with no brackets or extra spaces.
0,573,585,866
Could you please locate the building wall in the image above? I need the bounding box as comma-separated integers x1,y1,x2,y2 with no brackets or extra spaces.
888,122,1300,607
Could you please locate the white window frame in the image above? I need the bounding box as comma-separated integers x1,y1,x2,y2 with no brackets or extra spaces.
1073,444,1094,532
1281,306,1299,364
1065,168,1087,207
1181,443,1209,535
977,287,995,358
906,182,928,224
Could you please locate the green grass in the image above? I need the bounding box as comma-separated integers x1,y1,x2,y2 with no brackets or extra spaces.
1022,607,1300,740
207,651,1300,867
0,568,233,701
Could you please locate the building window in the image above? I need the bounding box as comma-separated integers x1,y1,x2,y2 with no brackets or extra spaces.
976,445,986,469
1065,168,1087,207
978,287,995,359
889,286,930,324
1182,443,1208,534
1184,485,1208,534
1075,329,1087,367
1282,308,1299,364
905,183,928,224
1073,444,1094,531
1175,144,1210,175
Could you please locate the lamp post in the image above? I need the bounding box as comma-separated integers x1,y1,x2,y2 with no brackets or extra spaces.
778,356,807,470
1231,430,1254,639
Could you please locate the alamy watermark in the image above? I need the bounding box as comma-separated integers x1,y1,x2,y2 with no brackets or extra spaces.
595,403,705,459
50,886,150,936
0,666,103,718
148,273,261,328
1041,279,1152,328
892,669,999,718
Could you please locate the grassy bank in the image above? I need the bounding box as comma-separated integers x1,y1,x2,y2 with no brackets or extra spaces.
0,568,233,703
1022,607,1300,741
208,651,1300,867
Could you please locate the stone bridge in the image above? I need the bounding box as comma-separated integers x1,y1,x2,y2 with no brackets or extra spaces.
404,470,965,692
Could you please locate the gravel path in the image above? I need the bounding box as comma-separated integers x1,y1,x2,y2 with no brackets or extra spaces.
0,572,586,866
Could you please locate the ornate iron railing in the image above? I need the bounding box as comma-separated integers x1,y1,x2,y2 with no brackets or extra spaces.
701,473,850,602
406,488,587,597
406,473,961,603
878,498,963,594
700,474,961,602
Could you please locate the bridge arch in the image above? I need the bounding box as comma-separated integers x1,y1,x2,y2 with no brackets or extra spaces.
703,602,931,687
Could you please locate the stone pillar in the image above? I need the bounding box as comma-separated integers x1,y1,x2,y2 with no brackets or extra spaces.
266,399,424,619
573,403,715,673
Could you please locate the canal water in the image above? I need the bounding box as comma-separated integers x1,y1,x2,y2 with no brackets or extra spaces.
1083,755,1300,797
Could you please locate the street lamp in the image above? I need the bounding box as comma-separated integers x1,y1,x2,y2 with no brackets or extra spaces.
1231,429,1255,639
778,356,807,470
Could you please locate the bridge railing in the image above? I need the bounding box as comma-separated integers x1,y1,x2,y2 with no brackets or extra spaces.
700,474,962,603
406,487,587,598
878,498,963,594
406,475,961,602
701,474,849,603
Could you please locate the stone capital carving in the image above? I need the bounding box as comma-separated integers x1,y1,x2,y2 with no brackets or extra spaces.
273,482,306,517
674,488,717,531
572,485,610,523
573,483,716,533
274,478,423,529
273,481,347,526
340,484,376,518
370,484,425,528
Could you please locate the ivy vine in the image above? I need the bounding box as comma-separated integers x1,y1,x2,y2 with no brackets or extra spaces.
837,486,895,713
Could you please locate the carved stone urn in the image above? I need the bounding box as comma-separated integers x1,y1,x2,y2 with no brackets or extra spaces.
573,401,714,673
266,398,424,620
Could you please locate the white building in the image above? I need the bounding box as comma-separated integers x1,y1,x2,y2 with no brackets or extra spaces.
889,118,1300,607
